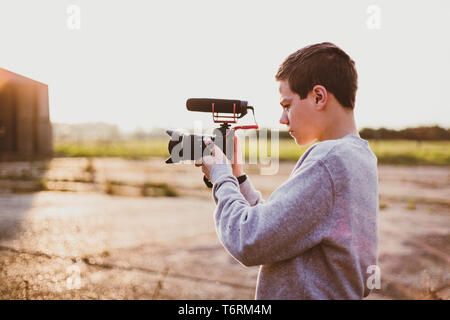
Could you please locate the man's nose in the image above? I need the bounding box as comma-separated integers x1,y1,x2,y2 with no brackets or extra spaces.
279,110,289,125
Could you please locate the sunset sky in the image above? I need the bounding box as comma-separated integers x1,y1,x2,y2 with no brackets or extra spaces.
1,0,449,132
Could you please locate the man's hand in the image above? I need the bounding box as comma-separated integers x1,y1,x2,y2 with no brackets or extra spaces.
232,135,245,178
195,138,230,180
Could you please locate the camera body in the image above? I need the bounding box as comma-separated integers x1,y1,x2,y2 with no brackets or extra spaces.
165,127,234,164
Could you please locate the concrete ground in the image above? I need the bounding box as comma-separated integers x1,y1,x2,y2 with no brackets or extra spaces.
0,158,449,299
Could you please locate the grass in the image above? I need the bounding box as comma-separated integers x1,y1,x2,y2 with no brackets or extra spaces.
53,139,450,166
368,140,450,166
103,180,178,197
11,178,48,193
84,158,95,174
141,182,178,197
104,181,115,195
259,139,450,165
406,200,417,211
54,139,169,159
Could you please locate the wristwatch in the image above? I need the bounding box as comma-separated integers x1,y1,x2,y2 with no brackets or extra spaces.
237,174,247,185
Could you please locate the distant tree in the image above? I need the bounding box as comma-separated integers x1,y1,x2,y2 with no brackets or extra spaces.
52,122,124,141
131,127,148,140
359,125,450,140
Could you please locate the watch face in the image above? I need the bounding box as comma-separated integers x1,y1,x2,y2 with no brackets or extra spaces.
238,174,247,184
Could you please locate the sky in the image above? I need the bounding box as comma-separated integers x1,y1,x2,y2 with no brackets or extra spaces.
0,0,449,132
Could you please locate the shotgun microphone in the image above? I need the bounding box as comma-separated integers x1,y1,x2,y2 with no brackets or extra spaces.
186,98,249,117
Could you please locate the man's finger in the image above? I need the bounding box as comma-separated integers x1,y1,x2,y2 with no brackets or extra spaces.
204,138,216,157
233,135,243,164
194,158,202,167
202,155,214,166
202,167,209,180
203,137,213,146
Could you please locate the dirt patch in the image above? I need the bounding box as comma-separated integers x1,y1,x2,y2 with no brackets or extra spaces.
0,158,448,299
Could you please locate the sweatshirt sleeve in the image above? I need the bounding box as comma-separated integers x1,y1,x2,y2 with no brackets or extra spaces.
210,160,334,267
239,177,264,206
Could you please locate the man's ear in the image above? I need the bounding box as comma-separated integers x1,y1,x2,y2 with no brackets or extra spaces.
312,85,327,110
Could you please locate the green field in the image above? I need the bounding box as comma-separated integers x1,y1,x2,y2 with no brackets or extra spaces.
54,139,450,166
272,139,450,165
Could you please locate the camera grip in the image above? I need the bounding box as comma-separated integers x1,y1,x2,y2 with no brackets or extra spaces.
203,175,213,188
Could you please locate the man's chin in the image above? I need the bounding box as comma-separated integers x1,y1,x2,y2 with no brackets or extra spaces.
294,135,315,146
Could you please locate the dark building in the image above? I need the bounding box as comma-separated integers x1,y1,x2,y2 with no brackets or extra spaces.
0,68,52,160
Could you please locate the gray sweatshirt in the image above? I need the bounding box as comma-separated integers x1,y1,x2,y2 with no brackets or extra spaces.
209,134,379,299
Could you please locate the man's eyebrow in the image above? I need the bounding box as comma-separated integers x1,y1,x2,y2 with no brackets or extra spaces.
280,98,291,106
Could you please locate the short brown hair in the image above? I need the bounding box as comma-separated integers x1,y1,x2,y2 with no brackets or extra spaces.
275,42,358,109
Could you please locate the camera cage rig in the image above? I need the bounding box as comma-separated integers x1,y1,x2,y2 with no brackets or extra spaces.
166,98,259,188
204,101,259,188
210,101,259,140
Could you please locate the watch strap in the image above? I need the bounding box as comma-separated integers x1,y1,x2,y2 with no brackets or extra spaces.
237,174,247,185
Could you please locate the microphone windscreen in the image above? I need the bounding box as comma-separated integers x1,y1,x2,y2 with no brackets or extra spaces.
186,98,247,114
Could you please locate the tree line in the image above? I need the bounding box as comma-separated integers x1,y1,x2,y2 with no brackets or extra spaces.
53,123,449,141
358,126,450,141
276,125,450,140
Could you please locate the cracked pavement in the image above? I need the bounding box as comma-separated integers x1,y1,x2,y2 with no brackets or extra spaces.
0,192,258,299
0,159,449,299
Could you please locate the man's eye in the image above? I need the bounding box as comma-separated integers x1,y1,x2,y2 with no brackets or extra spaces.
283,105,290,110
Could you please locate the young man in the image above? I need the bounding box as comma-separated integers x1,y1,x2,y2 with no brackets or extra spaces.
197,42,379,299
